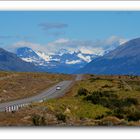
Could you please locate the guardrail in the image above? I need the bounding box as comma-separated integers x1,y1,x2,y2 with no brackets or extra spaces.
5,103,30,112
4,99,45,112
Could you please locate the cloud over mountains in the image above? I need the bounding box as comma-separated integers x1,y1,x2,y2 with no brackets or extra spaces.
11,36,127,56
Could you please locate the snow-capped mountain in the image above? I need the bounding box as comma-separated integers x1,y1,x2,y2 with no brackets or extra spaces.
16,47,98,74
16,47,45,66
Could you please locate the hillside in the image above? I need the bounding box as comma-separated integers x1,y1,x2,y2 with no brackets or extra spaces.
0,71,72,103
1,74,140,126
77,38,140,75
0,48,38,72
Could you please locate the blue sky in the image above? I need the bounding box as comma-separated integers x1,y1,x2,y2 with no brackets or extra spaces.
0,11,140,54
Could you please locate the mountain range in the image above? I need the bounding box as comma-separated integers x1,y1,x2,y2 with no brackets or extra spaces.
16,47,98,74
77,38,140,75
1,37,140,75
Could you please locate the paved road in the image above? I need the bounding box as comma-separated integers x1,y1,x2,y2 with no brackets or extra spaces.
75,74,83,81
0,75,82,112
0,80,72,112
0,75,83,112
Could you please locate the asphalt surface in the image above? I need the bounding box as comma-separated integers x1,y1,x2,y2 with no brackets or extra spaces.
0,74,82,112
75,74,83,81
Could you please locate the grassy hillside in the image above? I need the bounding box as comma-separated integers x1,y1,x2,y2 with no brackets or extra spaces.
0,71,73,103
0,74,140,126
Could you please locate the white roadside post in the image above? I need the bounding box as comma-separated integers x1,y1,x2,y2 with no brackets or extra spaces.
5,107,8,112
8,106,11,112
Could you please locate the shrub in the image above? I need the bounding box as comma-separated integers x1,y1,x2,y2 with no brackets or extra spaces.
112,108,125,119
32,114,40,126
127,110,140,121
32,114,46,126
84,90,138,110
56,113,66,122
123,98,138,106
40,116,46,125
77,88,88,96
84,91,118,108
95,114,105,120
90,74,95,77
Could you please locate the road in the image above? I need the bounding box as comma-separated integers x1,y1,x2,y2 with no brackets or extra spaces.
0,74,82,112
75,74,83,81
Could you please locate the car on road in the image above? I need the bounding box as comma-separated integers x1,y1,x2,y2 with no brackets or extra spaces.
56,86,61,90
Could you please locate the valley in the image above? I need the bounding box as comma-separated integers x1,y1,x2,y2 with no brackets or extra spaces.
0,72,140,126
1,11,140,128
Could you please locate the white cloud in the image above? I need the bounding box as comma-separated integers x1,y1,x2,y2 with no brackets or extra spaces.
79,47,94,54
12,41,47,52
10,36,127,56
66,60,81,64
47,38,69,48
105,36,127,45
45,36,127,55
119,38,128,45
79,47,104,56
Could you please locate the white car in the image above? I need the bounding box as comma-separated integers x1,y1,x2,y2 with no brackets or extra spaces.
56,86,61,90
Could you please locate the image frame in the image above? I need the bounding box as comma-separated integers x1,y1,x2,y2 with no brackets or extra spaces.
0,1,140,139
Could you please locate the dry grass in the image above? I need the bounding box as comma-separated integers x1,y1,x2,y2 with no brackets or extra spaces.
1,74,140,126
0,72,73,102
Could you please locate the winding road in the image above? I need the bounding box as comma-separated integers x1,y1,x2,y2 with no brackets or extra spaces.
0,74,82,112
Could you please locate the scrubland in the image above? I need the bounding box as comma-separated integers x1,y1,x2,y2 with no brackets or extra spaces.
0,73,140,126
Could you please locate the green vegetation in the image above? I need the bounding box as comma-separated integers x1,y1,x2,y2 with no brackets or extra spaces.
42,97,109,120
1,74,140,126
84,91,138,109
77,88,89,96
31,74,140,126
56,113,66,122
32,114,46,126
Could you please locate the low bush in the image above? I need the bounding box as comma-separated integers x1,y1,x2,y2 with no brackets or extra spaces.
112,108,126,119
77,88,88,96
95,114,105,120
84,91,138,110
56,113,66,122
32,114,46,126
127,110,140,121
32,114,41,126
123,98,138,106
84,91,118,108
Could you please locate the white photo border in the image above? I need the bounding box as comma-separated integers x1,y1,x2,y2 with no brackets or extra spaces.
0,1,140,139
0,1,140,11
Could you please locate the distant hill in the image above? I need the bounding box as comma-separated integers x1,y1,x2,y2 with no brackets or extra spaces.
0,48,38,72
77,38,140,75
